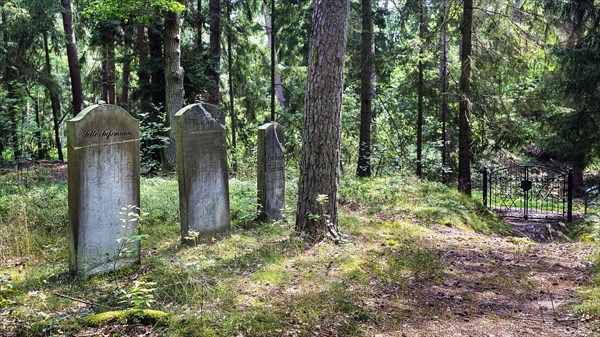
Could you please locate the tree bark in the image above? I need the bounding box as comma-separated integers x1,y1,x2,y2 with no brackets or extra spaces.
164,9,185,167
357,0,374,177
136,26,153,114
121,25,133,107
100,25,116,105
149,22,166,111
458,0,473,195
197,0,203,54
296,0,350,242
264,7,286,115
207,0,221,105
439,0,449,181
227,0,237,171
43,32,64,161
416,0,426,178
60,0,84,115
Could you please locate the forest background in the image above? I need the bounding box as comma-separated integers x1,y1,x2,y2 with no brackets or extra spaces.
2,0,599,190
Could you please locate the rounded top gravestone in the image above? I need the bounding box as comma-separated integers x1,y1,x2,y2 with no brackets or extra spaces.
67,104,141,276
175,103,231,245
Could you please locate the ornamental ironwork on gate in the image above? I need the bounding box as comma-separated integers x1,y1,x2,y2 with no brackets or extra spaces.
482,165,573,221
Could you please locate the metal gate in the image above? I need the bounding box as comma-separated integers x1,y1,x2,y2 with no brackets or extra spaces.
482,165,573,221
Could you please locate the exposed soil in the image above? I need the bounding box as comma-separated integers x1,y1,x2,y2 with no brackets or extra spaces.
377,216,597,337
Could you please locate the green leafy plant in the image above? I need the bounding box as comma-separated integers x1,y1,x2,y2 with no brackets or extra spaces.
0,275,14,308
119,281,157,311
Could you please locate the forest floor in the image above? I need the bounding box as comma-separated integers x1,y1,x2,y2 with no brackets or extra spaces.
379,216,597,337
1,169,599,336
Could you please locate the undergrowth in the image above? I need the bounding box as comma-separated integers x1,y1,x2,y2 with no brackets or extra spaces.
0,172,528,336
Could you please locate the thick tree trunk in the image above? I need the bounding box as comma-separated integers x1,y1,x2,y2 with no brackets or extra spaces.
357,0,374,177
121,26,133,107
295,0,350,242
207,0,221,105
458,0,473,195
44,32,64,161
136,26,153,114
416,0,425,178
164,10,185,167
60,0,84,115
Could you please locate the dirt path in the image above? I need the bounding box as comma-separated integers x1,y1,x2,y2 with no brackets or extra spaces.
381,220,597,337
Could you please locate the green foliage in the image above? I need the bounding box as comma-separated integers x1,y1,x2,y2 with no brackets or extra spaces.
83,0,185,23
119,281,157,310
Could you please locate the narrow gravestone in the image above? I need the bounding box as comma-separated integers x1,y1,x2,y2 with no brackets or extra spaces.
175,103,230,244
67,104,140,276
257,122,285,221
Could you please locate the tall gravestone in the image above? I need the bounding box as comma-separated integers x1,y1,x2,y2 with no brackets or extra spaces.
67,104,140,276
257,122,285,221
175,103,230,244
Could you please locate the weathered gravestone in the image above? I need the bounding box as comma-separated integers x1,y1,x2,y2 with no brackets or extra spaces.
67,104,140,276
175,103,230,244
257,122,285,221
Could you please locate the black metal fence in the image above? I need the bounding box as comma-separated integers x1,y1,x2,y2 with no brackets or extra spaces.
482,165,573,221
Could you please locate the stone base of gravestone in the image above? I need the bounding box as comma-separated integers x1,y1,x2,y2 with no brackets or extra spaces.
67,104,140,276
175,103,231,244
257,122,285,221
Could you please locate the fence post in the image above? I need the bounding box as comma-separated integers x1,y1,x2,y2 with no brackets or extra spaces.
482,167,488,207
567,168,573,222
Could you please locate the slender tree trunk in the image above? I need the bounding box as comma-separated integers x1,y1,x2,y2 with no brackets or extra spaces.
121,26,133,107
264,8,286,114
439,0,449,181
207,0,221,105
197,0,203,54
43,32,64,161
136,26,152,114
296,0,350,242
164,9,185,167
357,0,374,177
416,0,425,178
2,5,18,160
227,0,237,171
458,0,473,195
149,22,166,110
60,0,84,115
1,0,8,158
33,91,44,160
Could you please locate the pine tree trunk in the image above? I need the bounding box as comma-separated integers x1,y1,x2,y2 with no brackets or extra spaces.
60,0,84,116
33,92,44,159
121,26,133,107
43,32,64,161
227,0,237,171
99,23,116,104
458,0,473,195
439,0,449,181
264,7,286,112
207,0,221,105
149,22,166,111
197,0,203,54
295,0,350,242
164,9,185,167
136,26,152,114
357,0,374,177
416,0,425,178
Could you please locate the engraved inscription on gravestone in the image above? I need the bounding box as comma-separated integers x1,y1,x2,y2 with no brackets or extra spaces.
67,105,140,276
175,103,231,244
257,122,285,221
